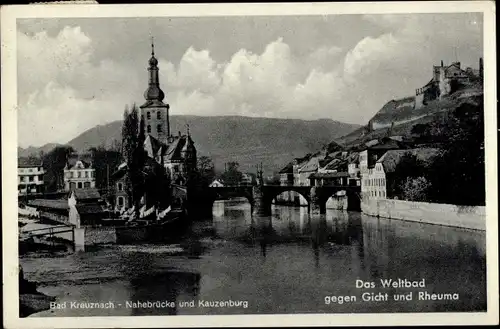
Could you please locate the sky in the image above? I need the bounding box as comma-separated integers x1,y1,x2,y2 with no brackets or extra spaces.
16,13,483,147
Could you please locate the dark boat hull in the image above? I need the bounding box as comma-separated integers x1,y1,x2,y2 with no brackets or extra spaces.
115,213,191,244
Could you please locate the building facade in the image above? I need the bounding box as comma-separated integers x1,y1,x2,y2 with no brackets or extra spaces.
64,153,96,191
363,148,441,200
359,138,408,199
18,157,45,195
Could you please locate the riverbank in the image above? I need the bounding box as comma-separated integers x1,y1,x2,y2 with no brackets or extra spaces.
361,198,486,231
19,266,56,317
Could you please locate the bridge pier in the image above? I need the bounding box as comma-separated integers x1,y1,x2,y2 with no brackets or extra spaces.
310,187,326,215
73,227,85,252
252,186,271,217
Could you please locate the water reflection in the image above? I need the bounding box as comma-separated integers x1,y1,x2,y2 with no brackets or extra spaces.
23,199,487,316
207,199,486,313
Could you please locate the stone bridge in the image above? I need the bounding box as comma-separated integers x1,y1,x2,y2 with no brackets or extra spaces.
197,185,361,218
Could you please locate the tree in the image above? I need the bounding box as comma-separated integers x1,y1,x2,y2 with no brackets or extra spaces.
401,176,432,202
221,161,243,186
42,146,74,192
88,146,122,191
197,156,215,187
121,104,146,217
426,101,485,206
390,153,427,199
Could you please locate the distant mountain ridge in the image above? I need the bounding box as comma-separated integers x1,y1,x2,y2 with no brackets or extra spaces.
18,115,361,174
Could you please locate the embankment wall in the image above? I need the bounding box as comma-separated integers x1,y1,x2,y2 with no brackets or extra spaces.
361,198,485,231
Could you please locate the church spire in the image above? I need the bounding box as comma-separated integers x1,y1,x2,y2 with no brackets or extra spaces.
144,37,165,103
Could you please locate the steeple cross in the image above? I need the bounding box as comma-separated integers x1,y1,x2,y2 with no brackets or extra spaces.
151,36,155,56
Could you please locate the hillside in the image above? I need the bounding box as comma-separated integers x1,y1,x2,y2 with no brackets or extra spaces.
336,87,484,148
18,143,65,158
19,116,360,174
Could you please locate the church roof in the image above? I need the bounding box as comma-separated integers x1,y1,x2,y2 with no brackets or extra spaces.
143,133,194,162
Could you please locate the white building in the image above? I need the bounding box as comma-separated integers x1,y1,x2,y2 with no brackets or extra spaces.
18,157,45,195
64,153,96,191
365,148,441,200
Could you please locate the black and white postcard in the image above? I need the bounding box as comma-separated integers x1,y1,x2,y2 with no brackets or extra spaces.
2,1,498,328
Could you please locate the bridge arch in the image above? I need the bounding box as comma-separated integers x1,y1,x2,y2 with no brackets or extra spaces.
315,187,361,213
266,188,311,207
199,186,255,219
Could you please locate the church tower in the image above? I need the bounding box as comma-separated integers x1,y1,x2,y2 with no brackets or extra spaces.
140,38,171,142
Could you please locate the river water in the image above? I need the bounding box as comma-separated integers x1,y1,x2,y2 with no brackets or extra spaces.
21,199,487,316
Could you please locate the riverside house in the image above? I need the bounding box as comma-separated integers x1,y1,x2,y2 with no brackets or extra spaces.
64,153,96,191
18,157,45,195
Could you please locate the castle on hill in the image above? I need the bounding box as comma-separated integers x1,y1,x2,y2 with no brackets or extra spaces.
414,58,483,109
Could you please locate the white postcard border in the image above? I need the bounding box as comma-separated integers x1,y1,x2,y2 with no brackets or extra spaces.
2,1,498,328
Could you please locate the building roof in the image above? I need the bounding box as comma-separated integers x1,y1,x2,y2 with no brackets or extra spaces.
66,153,93,170
76,204,106,215
365,137,408,151
72,188,101,200
346,152,359,164
309,172,350,179
299,157,319,173
323,158,348,171
279,162,294,174
28,199,68,209
377,148,442,173
18,157,42,168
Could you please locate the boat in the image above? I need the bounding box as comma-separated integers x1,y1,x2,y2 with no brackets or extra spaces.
114,206,190,244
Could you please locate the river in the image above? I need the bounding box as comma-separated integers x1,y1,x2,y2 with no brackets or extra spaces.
20,198,487,316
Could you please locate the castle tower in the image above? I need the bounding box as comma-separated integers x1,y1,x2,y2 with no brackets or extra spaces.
140,38,171,142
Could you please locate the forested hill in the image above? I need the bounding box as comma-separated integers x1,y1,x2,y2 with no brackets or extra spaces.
19,115,360,174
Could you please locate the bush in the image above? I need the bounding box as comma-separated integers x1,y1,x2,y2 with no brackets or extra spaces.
401,176,432,202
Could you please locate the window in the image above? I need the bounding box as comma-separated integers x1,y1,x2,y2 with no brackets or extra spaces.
157,111,161,119
70,182,76,190
147,112,151,119
117,182,123,191
157,124,162,133
85,171,89,178
77,171,81,178
147,125,151,133
28,168,33,173
117,196,124,206
84,182,91,188
77,182,83,189
28,176,34,182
